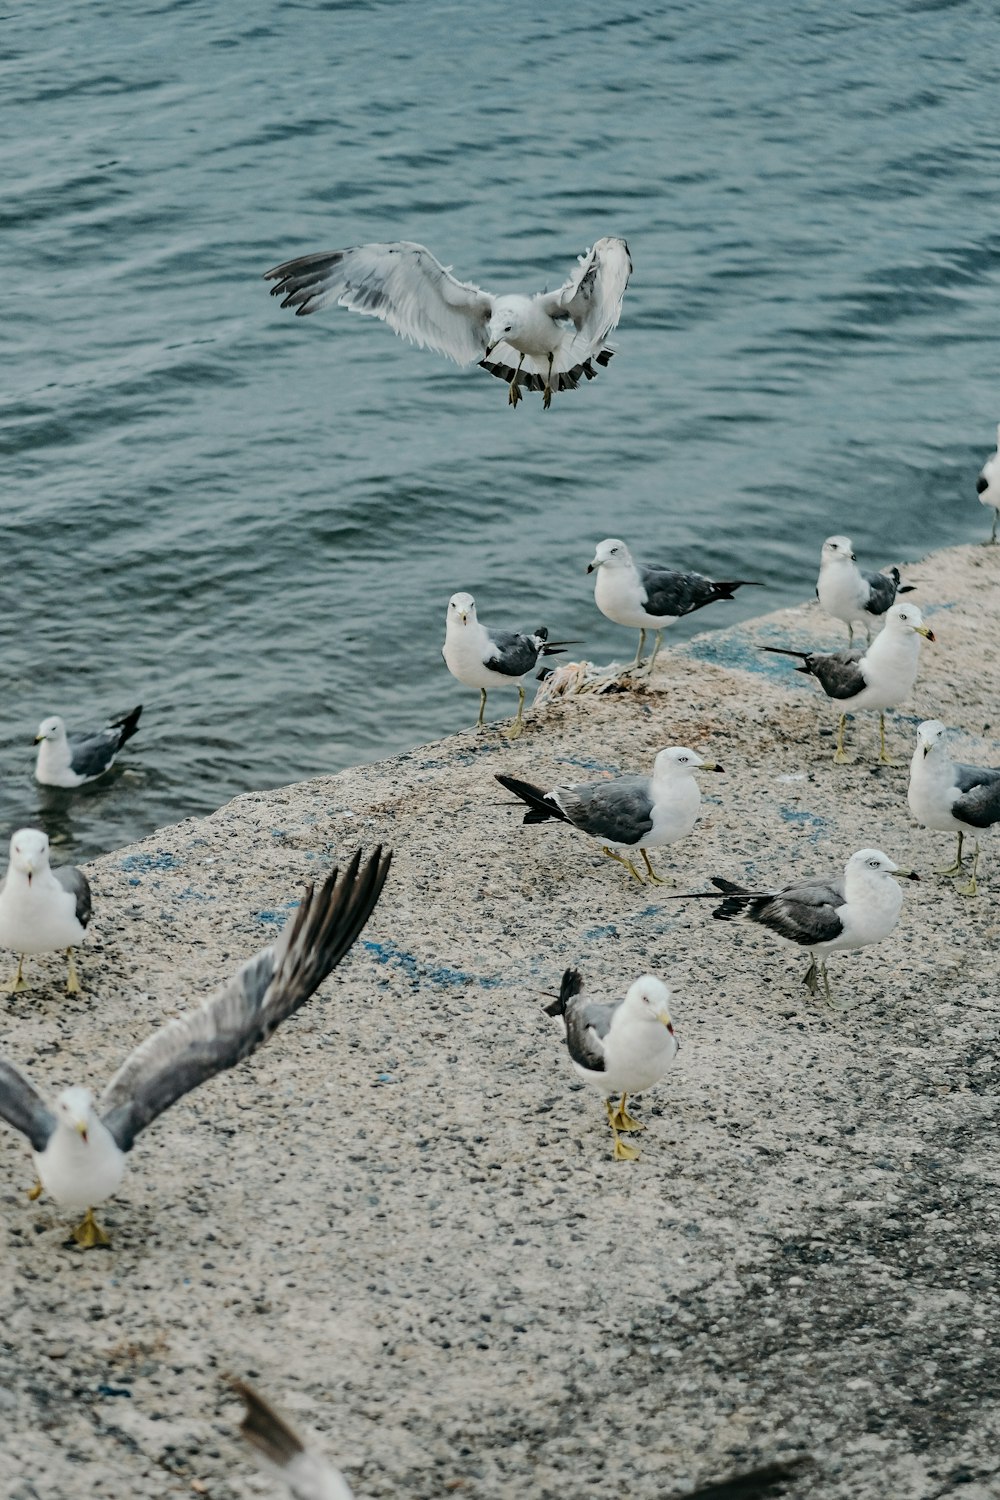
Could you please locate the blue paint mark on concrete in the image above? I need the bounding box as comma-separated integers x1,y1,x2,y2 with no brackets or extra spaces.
362,938,504,989
778,808,827,833
681,629,795,680
256,899,300,927
118,851,178,872
584,924,619,941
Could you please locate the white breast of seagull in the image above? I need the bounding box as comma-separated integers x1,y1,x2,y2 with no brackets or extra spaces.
824,867,903,954
35,732,79,788
443,618,521,690
979,427,1000,512
817,554,868,625
501,295,566,358
851,625,920,710
575,1007,678,1097
593,554,654,628
34,1117,125,1212
908,744,962,832
644,773,701,847
0,869,83,954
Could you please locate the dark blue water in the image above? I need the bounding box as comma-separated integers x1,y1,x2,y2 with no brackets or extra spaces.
4,0,998,860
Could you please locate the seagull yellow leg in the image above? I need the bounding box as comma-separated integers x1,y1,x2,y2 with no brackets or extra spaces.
877,713,898,766
505,684,526,741
803,957,819,995
629,629,647,670
605,1101,640,1161
542,351,554,409
27,1178,43,1201
833,713,855,765
992,510,998,545
610,1091,645,1133
646,630,664,672
71,1207,111,1250
8,956,27,994
954,841,981,898
508,356,524,408
601,846,645,883
936,830,965,877
640,849,670,886
65,949,82,995
821,960,834,1003
476,688,487,730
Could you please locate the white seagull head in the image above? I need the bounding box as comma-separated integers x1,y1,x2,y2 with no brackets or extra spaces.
821,535,856,564
885,602,935,641
916,719,948,758
622,974,675,1031
34,715,66,746
847,849,900,879
54,1086,97,1141
447,592,477,628
652,746,724,778
587,538,632,574
9,827,51,884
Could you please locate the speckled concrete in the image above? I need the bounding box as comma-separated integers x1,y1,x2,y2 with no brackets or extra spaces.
2,544,998,1500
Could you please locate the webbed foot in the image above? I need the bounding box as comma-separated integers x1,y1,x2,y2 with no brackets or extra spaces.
71,1208,111,1250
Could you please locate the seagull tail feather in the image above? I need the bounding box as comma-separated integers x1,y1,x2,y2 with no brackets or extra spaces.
110,704,143,746
544,967,583,1017
494,773,566,825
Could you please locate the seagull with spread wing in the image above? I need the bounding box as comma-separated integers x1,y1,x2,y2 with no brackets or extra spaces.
0,846,391,1247
265,236,632,408
233,1379,353,1500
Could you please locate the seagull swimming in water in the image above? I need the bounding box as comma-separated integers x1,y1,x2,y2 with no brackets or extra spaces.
545,968,678,1160
442,592,574,739
0,829,91,994
587,538,759,672
815,535,915,644
0,847,390,1246
34,705,142,788
265,237,632,408
908,719,1000,896
763,602,935,764
976,423,1000,544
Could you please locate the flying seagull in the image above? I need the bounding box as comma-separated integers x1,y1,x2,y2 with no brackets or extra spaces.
496,746,723,884
442,592,575,740
34,705,142,788
977,423,1000,544
815,535,915,644
763,601,935,763
0,846,391,1247
908,719,1000,896
265,236,632,408
587,538,759,672
233,1379,353,1500
670,848,915,1001
0,829,91,994
545,968,677,1160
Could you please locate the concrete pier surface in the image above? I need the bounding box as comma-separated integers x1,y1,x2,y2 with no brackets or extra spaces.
2,543,998,1499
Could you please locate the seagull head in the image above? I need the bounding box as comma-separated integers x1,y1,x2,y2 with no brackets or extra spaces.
9,827,51,886
652,746,724,778
886,602,935,642
821,535,855,564
623,975,675,1033
587,538,631,574
34,715,66,746
846,849,917,884
916,719,947,759
447,592,477,628
484,299,521,357
55,1086,96,1144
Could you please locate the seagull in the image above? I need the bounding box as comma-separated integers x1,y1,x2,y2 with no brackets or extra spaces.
908,720,1000,896
762,602,936,764
815,535,915,644
442,592,574,740
587,539,759,672
671,849,914,1002
34,705,142,788
977,423,1000,544
545,968,677,1161
265,236,632,409
496,746,723,884
233,1379,353,1500
0,829,91,994
0,846,390,1247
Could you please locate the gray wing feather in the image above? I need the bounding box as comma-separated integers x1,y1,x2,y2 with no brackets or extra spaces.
806,649,867,701
485,630,541,678
952,763,1000,829
555,776,654,845
53,865,92,928
0,1058,56,1152
67,727,120,778
99,847,392,1152
234,1381,353,1500
751,878,846,946
565,998,620,1073
640,567,719,620
264,242,492,365
861,568,899,617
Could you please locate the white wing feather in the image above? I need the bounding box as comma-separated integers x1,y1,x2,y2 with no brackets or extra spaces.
545,235,633,349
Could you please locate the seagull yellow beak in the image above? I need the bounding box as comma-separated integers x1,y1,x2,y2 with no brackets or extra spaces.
586,560,598,574
658,1013,675,1033
33,734,44,744
699,761,725,773
76,1123,88,1143
915,625,936,642
922,743,930,758
484,340,498,358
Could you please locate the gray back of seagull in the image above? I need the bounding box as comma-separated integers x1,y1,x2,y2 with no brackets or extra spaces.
750,876,847,946
806,649,867,701
641,567,718,621
554,775,654,845
68,725,122,779
862,568,901,618
952,763,1000,829
485,629,542,677
564,996,620,1073
53,865,92,928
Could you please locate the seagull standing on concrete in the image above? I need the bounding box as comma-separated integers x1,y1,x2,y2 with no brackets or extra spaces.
442,592,573,740
815,535,915,644
0,829,91,994
587,538,758,672
265,236,632,409
763,602,935,763
545,968,677,1160
34,706,142,787
908,720,1000,896
0,847,390,1246
977,424,1000,544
